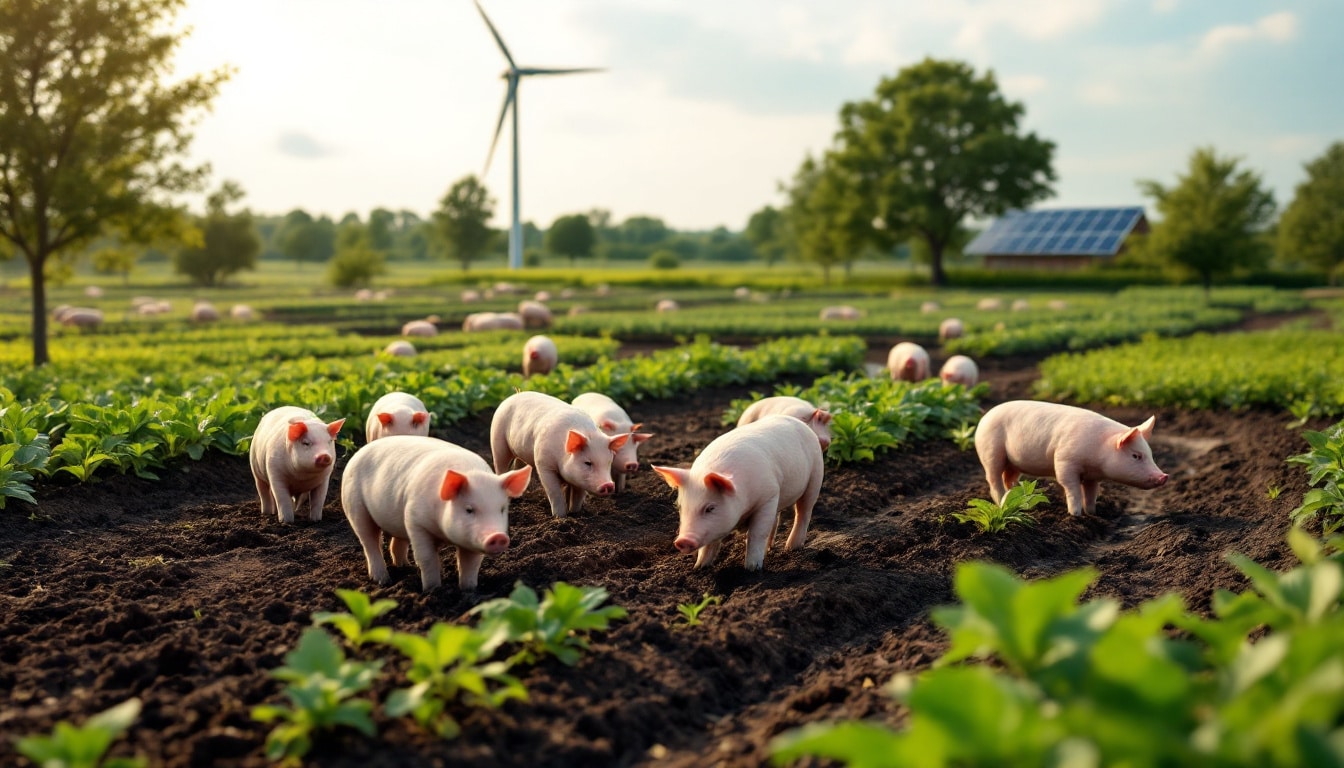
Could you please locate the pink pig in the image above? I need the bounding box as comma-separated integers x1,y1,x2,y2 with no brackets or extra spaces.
887,341,930,382
736,396,833,451
939,355,979,387
570,391,654,493
340,435,531,591
365,391,431,442
974,400,1169,517
523,335,558,378
490,391,631,517
248,406,346,523
653,415,824,571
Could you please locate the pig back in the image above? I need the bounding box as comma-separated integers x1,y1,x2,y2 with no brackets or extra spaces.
495,391,599,465
344,436,490,535
697,415,822,505
978,400,1122,476
738,396,816,427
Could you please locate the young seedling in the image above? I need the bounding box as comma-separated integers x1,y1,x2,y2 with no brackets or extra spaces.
1287,421,1344,533
952,480,1049,534
949,421,977,452
251,628,382,765
677,593,722,628
16,697,146,768
470,581,628,667
312,588,398,648
1266,484,1283,500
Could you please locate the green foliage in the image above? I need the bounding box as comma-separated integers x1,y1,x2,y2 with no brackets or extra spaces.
15,698,146,768
772,531,1344,767
250,629,381,766
949,421,977,452
677,593,722,628
826,411,899,463
648,249,680,270
1138,147,1277,293
545,214,596,264
277,210,336,268
327,242,387,288
1287,421,1344,533
312,589,398,648
173,181,260,287
951,480,1048,534
744,205,789,266
470,581,628,667
433,175,496,271
1277,141,1344,285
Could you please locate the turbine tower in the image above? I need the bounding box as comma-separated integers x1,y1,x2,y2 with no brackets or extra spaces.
475,0,603,270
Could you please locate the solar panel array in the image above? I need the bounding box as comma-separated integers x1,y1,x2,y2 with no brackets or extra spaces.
964,207,1146,257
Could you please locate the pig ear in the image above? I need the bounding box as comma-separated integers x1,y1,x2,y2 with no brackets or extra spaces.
500,465,531,498
566,429,588,454
632,432,653,444
630,423,643,432
608,433,631,451
440,469,469,501
704,472,735,495
377,412,395,426
813,409,833,426
652,465,686,489
1116,427,1141,449
287,422,308,441
411,411,429,427
326,418,346,438
600,419,617,432
1137,416,1156,438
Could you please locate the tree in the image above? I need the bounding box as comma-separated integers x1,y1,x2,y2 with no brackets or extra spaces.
328,242,385,287
546,214,596,265
277,209,336,270
366,208,395,254
91,246,139,285
432,175,496,271
783,154,867,285
1278,141,1344,285
744,205,789,267
829,58,1055,286
173,181,260,287
1139,147,1276,296
0,0,229,366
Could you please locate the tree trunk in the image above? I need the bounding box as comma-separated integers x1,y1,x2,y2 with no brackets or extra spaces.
28,253,49,367
929,238,947,287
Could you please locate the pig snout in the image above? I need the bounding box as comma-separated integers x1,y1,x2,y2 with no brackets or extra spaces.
674,535,700,554
482,533,510,555
623,461,640,473
314,453,333,468
597,481,615,495
1151,472,1169,488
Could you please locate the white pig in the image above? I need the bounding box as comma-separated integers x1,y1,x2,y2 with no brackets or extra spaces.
736,396,833,451
653,415,823,571
887,341,930,382
939,317,964,343
365,391,432,442
490,391,630,518
402,319,437,337
383,340,416,357
939,355,979,387
523,335,558,378
341,435,532,591
570,392,654,493
518,300,553,328
249,406,346,524
974,400,1169,517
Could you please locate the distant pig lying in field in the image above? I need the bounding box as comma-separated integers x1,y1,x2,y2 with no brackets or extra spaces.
249,406,345,523
974,400,1169,517
654,414,824,571
341,435,532,591
736,396,833,451
365,391,431,442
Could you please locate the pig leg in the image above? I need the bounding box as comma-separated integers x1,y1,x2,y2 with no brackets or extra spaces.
615,471,627,495
1082,480,1101,516
569,487,588,515
1001,466,1021,495
694,539,724,570
744,500,782,570
388,537,410,567
489,430,516,474
270,480,296,524
407,528,444,592
254,475,276,520
980,451,1008,504
538,468,570,518
1056,466,1086,516
344,498,390,585
456,548,485,591
308,477,331,522
785,482,821,552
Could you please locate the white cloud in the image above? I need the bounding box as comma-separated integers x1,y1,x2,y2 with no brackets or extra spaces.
942,0,1112,50
1197,12,1297,58
276,132,335,159
1001,74,1049,97
1152,0,1178,13
1267,134,1324,155
1078,80,1126,106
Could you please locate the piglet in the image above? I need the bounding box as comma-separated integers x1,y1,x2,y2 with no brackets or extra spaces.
887,341,930,382
571,392,654,493
736,395,832,451
490,391,630,517
653,414,824,571
365,391,431,442
974,400,1169,517
341,435,531,591
523,335,558,378
249,406,345,523
939,355,979,387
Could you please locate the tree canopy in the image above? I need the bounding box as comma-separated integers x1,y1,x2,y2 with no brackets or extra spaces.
546,214,595,264
744,205,789,267
1278,141,1344,285
783,154,867,285
829,57,1056,286
277,209,336,269
0,0,229,365
173,181,259,287
432,175,496,271
1138,147,1276,295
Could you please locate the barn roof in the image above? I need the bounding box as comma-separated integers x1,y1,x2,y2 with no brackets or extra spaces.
964,206,1147,258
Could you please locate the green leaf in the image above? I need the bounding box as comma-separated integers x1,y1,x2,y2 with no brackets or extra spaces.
769,721,909,768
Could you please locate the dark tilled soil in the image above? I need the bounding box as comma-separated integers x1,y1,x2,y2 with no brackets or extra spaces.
0,346,1322,768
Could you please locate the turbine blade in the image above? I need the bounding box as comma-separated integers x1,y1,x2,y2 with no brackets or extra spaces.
473,0,516,69
516,67,606,77
483,77,517,176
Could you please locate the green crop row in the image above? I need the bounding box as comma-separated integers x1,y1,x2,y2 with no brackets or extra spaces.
1034,329,1344,416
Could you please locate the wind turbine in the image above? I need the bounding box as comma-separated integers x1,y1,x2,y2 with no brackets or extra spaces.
475,0,603,270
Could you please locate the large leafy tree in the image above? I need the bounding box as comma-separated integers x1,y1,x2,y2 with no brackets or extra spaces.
744,205,789,267
277,209,336,270
783,154,867,285
173,181,260,287
1278,141,1344,285
829,58,1055,286
1139,147,1276,296
546,214,595,265
0,0,229,366
432,175,495,271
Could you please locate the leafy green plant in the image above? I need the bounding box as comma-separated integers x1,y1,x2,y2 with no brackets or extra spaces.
1287,420,1344,533
312,589,398,648
826,411,899,464
470,581,628,667
951,480,1048,534
677,593,722,627
1267,484,1282,500
15,698,146,768
251,628,382,765
382,623,527,739
949,420,977,451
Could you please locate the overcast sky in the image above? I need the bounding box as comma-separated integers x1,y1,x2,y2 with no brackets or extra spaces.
173,0,1343,231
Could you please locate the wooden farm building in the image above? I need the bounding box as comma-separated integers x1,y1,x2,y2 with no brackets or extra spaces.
965,206,1150,270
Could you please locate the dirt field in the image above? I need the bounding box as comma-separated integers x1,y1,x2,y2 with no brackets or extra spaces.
0,342,1319,767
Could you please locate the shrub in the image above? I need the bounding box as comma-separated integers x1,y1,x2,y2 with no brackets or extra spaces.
648,250,680,270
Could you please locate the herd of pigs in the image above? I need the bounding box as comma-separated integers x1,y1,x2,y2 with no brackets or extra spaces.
247,331,1170,594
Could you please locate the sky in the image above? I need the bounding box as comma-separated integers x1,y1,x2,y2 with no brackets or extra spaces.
172,0,1343,232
